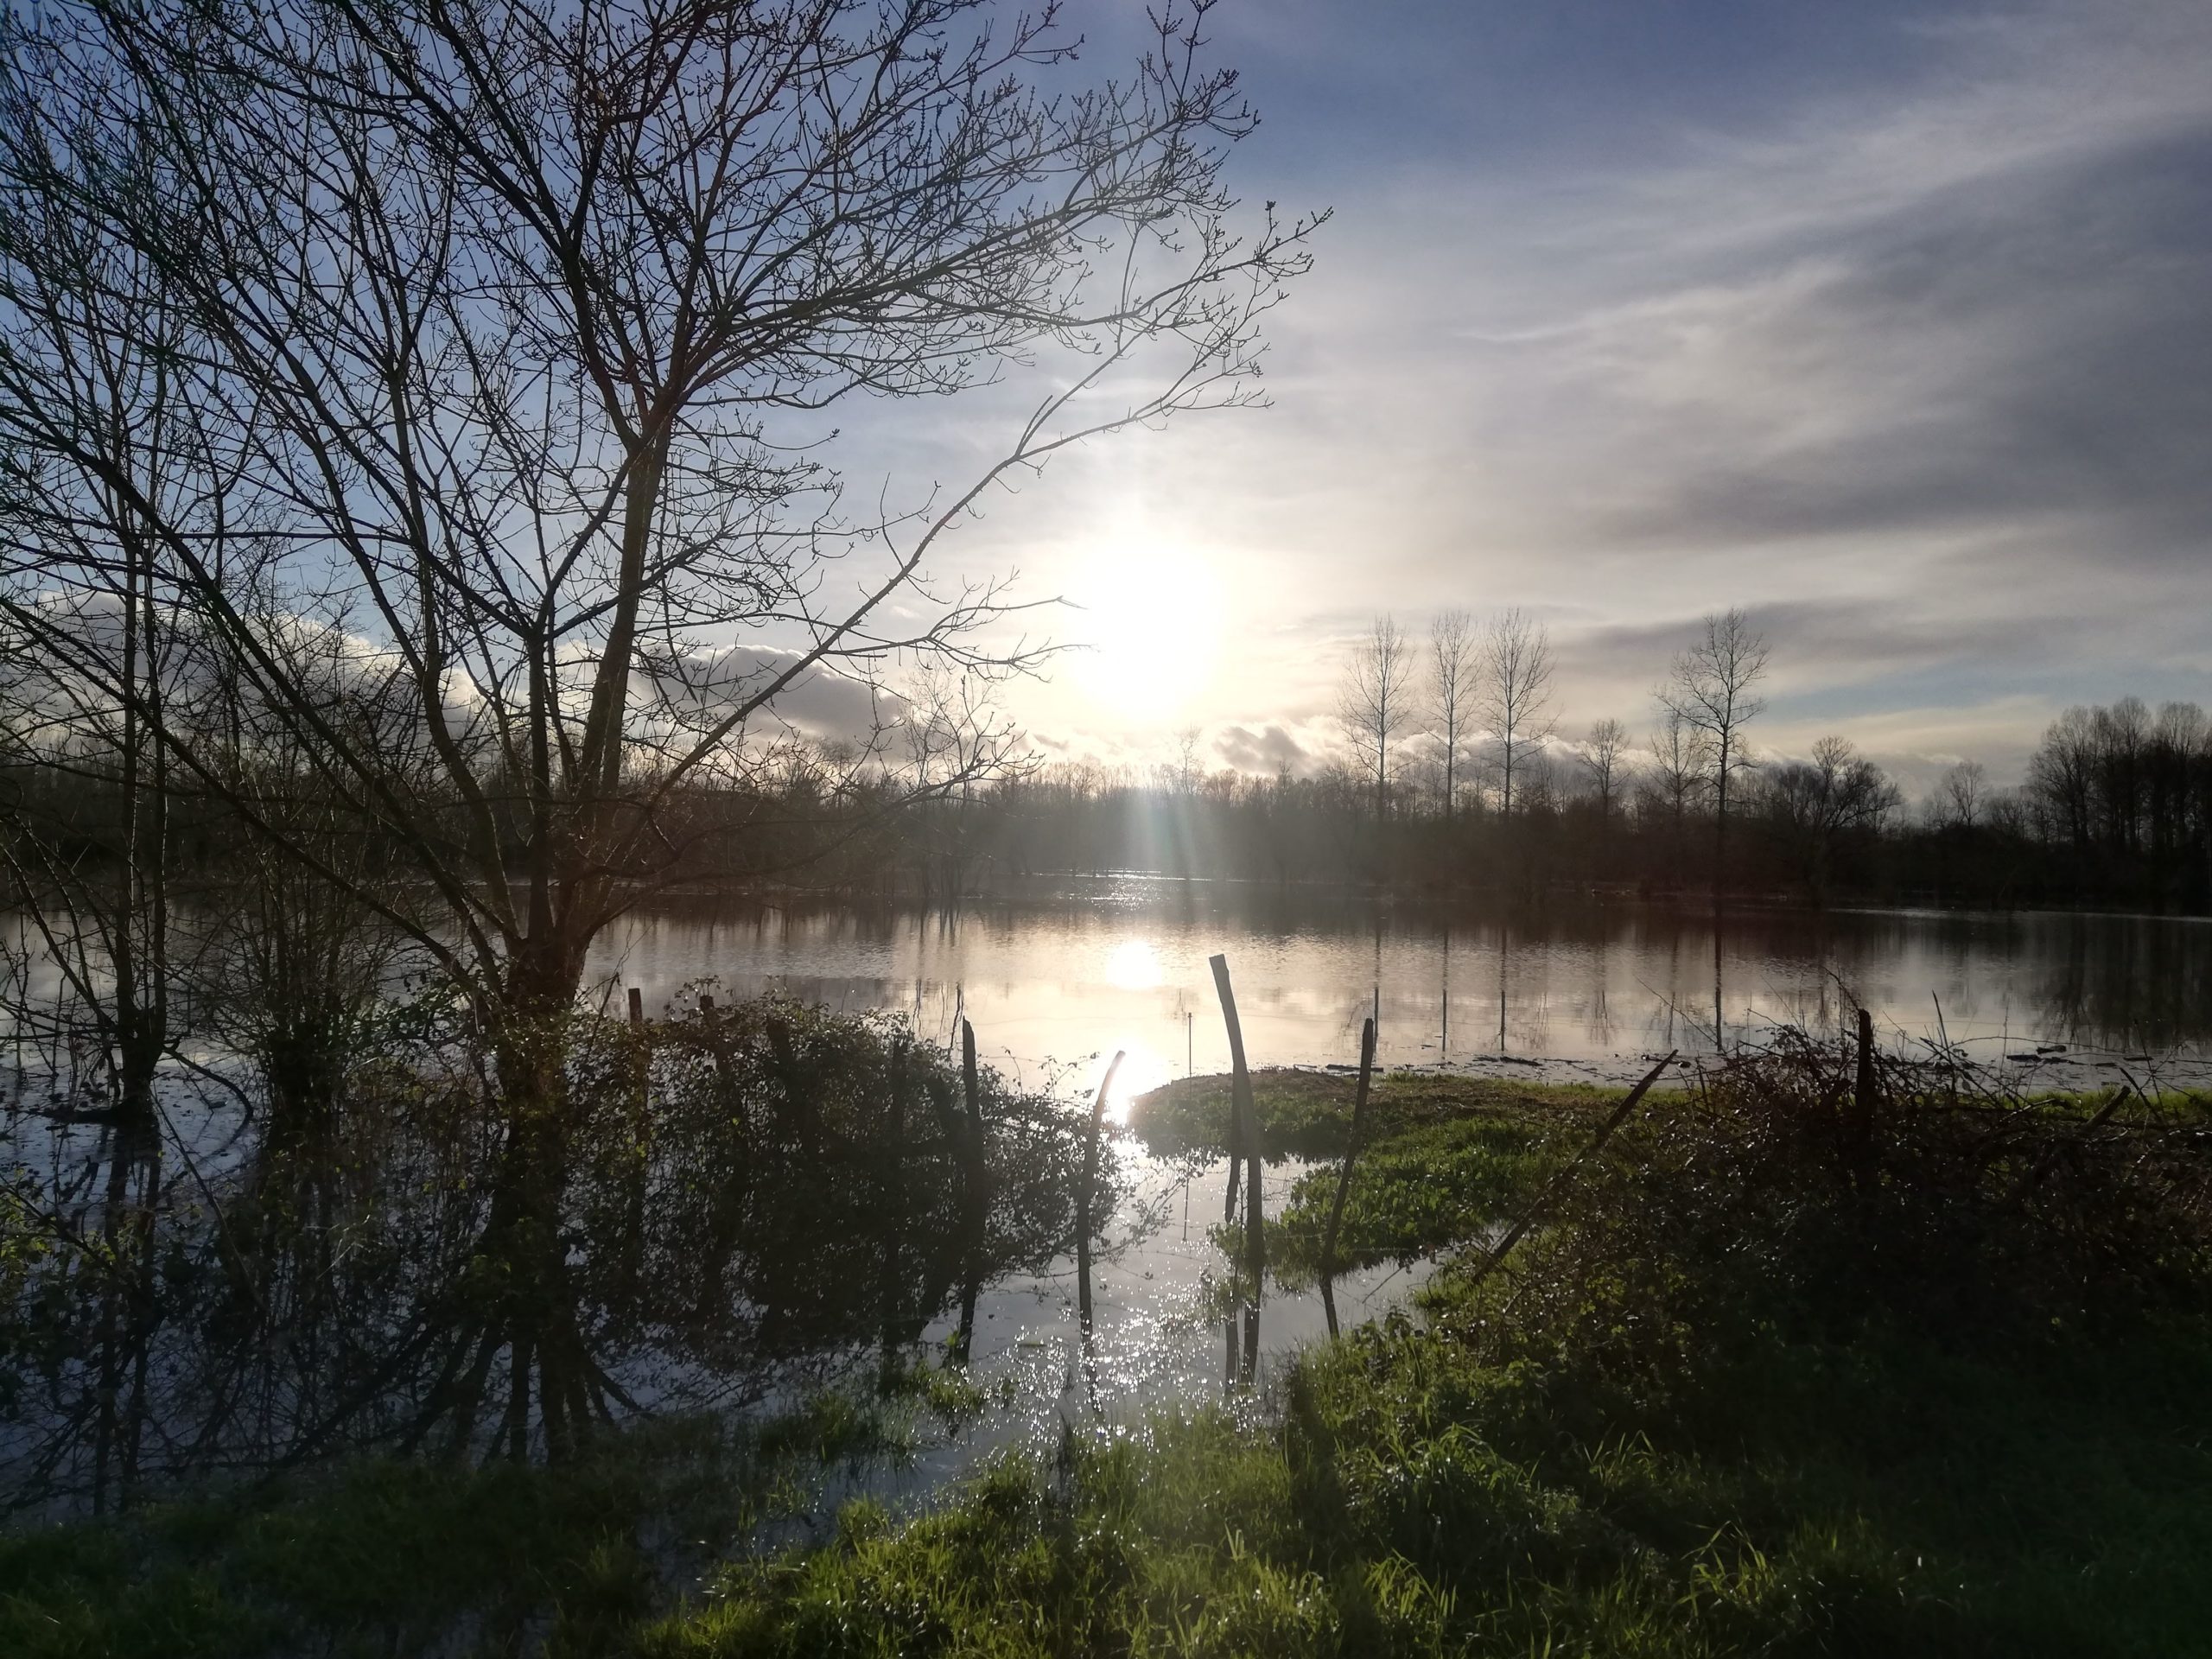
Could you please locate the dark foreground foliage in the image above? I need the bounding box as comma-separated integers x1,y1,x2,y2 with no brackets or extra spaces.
9,1039,2211,1656
0,992,1101,1514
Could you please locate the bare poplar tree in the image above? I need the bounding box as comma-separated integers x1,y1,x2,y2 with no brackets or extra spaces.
1338,614,1415,823
0,0,1319,1103
1479,608,1554,818
1658,608,1770,899
1578,718,1630,823
1936,760,1988,829
1648,709,1709,836
1175,727,1205,796
1427,609,1477,823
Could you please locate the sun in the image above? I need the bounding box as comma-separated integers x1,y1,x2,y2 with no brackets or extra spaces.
1071,542,1223,722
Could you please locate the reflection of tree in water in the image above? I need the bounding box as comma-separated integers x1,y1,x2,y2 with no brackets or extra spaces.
0,1000,1100,1514
2028,917,2212,1053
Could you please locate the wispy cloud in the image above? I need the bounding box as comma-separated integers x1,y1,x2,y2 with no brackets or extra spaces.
832,0,2212,781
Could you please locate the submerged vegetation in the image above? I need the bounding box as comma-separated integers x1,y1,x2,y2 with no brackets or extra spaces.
10,1027,2209,1656
0,995,1110,1515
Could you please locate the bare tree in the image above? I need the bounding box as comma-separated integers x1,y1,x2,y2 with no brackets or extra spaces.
0,0,1319,1104
1174,727,1205,796
1338,614,1416,823
1647,709,1709,829
1479,608,1554,818
1658,609,1770,898
1762,735,1901,901
1936,760,1988,830
1427,609,1478,823
1578,719,1631,823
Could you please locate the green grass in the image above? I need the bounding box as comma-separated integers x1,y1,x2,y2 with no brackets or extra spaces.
0,1389,944,1659
49,1315,2190,1658
629,1317,2212,1657
1263,1112,1555,1287
1128,1067,1617,1162
629,1054,2212,1656
1,1448,683,1659
14,1057,2210,1657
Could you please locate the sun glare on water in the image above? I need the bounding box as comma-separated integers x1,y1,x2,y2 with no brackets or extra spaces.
1072,542,1223,722
1104,937,1164,989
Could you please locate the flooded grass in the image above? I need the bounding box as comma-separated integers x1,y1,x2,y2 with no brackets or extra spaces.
624,1046,2212,1656
1128,1065,1622,1161
10,1019,2212,1655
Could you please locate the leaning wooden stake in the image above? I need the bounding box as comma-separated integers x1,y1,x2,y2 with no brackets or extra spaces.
960,1018,986,1194
1208,954,1266,1317
945,1020,990,1365
626,987,643,1026
1077,1051,1126,1331
962,1018,978,1112
1853,1007,1875,1139
1462,1050,1676,1295
1319,1015,1378,1339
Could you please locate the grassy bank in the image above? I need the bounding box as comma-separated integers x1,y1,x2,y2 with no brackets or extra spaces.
10,1053,2210,1656
632,1055,2212,1656
0,1368,992,1659
1127,1066,1624,1163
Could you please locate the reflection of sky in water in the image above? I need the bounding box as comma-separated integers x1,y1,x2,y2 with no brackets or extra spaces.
880,1154,1430,1516
588,878,2212,1094
16,879,2212,1517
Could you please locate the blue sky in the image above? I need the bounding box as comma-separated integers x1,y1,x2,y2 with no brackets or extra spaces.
845,0,2212,792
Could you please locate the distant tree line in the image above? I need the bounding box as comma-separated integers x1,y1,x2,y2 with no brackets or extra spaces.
863,695,2208,912
834,609,2212,912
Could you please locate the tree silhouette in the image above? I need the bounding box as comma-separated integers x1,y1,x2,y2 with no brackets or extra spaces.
1427,610,1478,823
0,0,1319,1103
1338,614,1415,823
1480,609,1555,818
1658,609,1769,900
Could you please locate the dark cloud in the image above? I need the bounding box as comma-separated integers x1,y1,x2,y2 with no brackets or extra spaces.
646,645,905,745
1213,722,1310,774
1556,601,2045,692
1588,130,2212,561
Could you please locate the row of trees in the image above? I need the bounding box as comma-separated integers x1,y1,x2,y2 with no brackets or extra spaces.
1323,605,2212,908
1337,607,1566,825
1338,607,1777,887
817,644,2208,908
861,688,2209,910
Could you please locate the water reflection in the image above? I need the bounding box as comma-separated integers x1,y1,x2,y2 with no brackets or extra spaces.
11,882,2212,1515
0,1007,1107,1516
586,881,2212,1079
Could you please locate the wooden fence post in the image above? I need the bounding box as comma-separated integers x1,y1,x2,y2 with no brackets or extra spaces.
1077,1051,1125,1331
1319,1015,1377,1338
1853,1007,1876,1158
1208,954,1265,1342
626,987,643,1026
948,1020,989,1366
958,1017,988,1211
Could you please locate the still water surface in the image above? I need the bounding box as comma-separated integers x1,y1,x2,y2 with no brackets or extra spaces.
593,876,2212,1102
9,880,2208,1522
